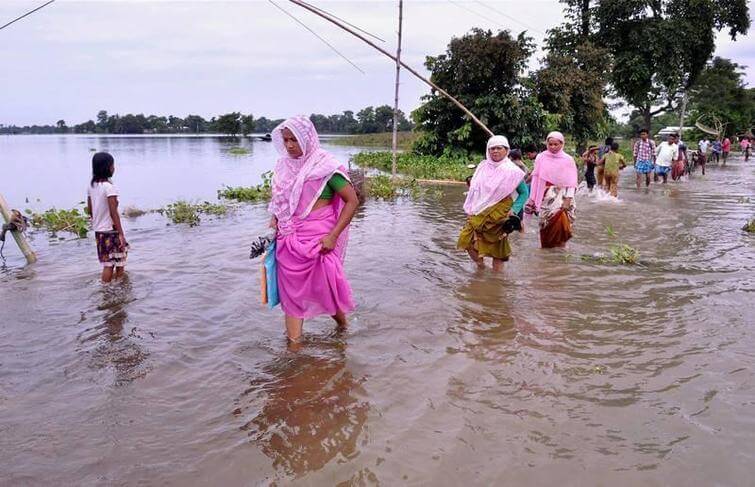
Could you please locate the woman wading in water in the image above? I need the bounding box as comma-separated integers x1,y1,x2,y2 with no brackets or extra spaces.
457,135,529,271
525,131,578,248
268,116,359,344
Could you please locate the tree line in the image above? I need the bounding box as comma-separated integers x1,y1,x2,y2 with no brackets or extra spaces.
0,106,413,136
413,0,751,155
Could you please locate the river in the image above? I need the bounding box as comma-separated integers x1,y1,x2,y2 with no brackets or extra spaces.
1,135,754,485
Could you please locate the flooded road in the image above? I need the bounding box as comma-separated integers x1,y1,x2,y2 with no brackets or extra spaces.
1,137,754,485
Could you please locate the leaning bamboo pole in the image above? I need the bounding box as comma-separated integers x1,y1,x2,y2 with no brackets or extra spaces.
390,0,403,177
0,193,37,264
287,0,494,137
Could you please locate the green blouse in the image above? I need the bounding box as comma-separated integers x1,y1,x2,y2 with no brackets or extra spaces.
318,173,349,200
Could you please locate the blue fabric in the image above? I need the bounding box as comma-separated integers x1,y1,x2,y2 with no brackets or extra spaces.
635,159,654,174
655,165,671,176
511,181,530,214
264,240,280,309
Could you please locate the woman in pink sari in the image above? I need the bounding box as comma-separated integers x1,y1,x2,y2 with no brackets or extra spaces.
524,131,578,248
268,116,359,343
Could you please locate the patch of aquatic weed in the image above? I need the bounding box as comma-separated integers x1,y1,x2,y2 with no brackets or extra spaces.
158,200,229,227
218,171,272,202
353,151,474,181
122,206,149,218
579,225,640,266
364,174,432,200
26,206,90,238
743,218,755,233
228,147,250,155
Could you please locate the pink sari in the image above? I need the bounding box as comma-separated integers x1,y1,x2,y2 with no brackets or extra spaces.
268,116,355,319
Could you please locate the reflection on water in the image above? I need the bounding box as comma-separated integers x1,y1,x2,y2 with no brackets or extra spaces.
78,277,151,387
237,337,369,478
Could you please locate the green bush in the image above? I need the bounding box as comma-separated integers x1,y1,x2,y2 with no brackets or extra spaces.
26,207,89,237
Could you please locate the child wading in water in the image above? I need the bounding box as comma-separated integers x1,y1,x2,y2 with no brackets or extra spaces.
598,142,627,197
86,152,129,282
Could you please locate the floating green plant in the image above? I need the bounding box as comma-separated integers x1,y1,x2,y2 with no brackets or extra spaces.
228,147,250,155
218,171,273,202
25,207,90,238
579,227,640,265
743,218,755,233
158,200,228,227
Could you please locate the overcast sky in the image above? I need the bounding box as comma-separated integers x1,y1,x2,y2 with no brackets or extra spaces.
1,0,753,126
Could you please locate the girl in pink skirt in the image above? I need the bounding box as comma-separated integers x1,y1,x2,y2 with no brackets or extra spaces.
268,116,359,344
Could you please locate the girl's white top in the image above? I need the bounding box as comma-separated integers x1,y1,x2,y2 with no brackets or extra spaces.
87,181,119,232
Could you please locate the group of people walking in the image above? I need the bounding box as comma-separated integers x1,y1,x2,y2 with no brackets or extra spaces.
457,131,578,270
85,117,751,344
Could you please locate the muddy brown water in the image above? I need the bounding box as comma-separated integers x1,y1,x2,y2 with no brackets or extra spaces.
1,136,755,485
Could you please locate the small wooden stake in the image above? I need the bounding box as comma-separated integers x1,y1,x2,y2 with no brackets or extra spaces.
0,193,37,264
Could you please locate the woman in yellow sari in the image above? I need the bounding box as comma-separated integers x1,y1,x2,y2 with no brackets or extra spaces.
457,135,529,270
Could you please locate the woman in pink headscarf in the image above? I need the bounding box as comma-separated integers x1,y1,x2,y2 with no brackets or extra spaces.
457,135,529,271
268,116,359,343
524,131,578,248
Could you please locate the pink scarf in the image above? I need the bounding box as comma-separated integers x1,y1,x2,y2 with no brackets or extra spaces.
463,157,524,215
528,132,578,212
268,116,347,236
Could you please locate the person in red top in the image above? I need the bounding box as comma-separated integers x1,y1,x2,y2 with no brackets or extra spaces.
722,137,731,164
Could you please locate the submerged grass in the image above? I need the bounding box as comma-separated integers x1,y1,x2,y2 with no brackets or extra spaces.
26,207,89,238
744,218,755,233
353,152,476,181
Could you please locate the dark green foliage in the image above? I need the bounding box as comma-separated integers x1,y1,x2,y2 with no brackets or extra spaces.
216,112,242,136
412,28,546,155
536,1,610,151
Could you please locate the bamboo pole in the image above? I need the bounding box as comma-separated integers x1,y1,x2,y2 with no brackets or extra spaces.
287,0,494,137
391,0,403,177
0,193,37,264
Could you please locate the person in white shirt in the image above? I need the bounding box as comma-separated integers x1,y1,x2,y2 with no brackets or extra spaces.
655,133,680,184
86,152,128,282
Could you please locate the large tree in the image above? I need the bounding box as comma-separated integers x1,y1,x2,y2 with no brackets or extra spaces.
216,112,242,136
412,28,546,155
536,1,609,150
594,0,750,129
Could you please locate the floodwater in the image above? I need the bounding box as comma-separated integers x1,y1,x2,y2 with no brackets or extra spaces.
2,136,755,485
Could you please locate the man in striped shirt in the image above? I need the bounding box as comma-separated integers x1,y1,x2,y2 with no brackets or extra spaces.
633,128,656,189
